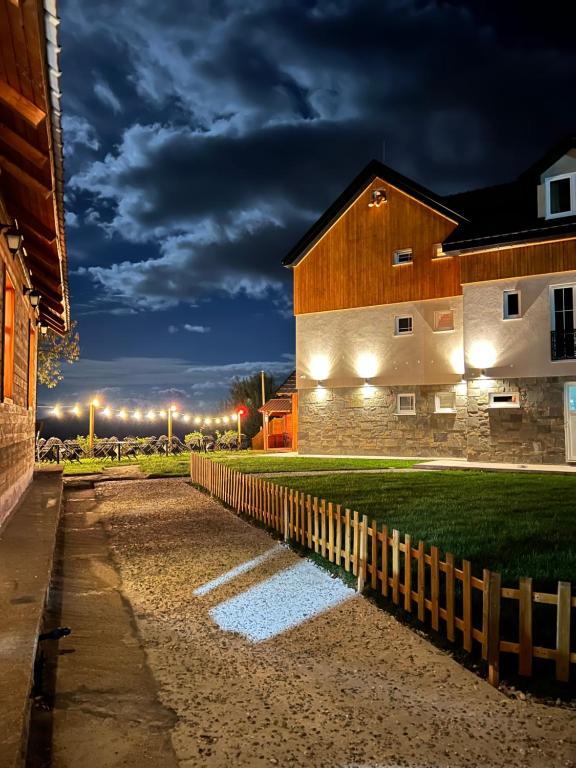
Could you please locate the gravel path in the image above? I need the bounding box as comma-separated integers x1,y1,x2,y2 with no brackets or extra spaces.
94,478,575,768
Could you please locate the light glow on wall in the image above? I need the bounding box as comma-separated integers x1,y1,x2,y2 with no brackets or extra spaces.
355,352,378,380
450,347,465,375
309,354,331,382
469,341,497,370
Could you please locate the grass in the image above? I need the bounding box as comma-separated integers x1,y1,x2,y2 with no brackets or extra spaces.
267,471,576,587
61,454,191,477
208,451,420,473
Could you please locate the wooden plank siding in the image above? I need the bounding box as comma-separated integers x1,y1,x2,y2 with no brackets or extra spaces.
460,237,576,285
293,178,461,315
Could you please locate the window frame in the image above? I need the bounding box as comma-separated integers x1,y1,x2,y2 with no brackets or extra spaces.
3,269,16,402
394,315,414,336
503,290,521,320
489,392,520,409
396,393,416,415
545,172,576,219
434,391,456,413
393,248,413,265
433,309,455,332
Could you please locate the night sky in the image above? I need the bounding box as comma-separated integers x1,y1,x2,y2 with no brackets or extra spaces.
39,0,576,421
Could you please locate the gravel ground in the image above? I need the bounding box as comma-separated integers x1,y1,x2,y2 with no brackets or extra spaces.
94,478,576,768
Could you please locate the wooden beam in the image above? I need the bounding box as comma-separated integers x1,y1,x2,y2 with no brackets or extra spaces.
39,313,65,334
25,244,61,280
0,155,52,199
0,79,45,128
0,123,48,169
28,267,62,296
13,207,57,244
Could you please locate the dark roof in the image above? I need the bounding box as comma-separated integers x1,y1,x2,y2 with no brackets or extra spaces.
275,370,296,396
259,398,292,415
283,137,576,262
282,160,466,267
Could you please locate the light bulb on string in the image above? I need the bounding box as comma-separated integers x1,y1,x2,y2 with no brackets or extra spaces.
133,409,142,420
194,416,201,425
72,405,81,417
102,407,111,418
146,410,156,420
119,409,127,420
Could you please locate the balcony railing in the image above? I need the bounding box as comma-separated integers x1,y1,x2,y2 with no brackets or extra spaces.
551,330,576,361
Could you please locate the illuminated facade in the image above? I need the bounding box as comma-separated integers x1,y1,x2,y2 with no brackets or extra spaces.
284,138,576,463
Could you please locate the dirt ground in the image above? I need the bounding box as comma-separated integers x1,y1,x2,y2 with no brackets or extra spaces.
90,478,574,768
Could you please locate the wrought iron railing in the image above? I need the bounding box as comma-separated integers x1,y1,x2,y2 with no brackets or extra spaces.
36,434,246,462
551,330,576,361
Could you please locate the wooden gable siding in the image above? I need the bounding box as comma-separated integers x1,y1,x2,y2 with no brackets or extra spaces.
293,179,461,315
460,237,576,284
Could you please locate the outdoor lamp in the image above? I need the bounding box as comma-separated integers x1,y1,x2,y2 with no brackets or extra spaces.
2,226,23,254
39,324,48,335
368,189,387,208
23,287,41,307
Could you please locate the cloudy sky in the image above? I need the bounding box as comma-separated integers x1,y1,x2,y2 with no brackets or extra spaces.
41,0,576,416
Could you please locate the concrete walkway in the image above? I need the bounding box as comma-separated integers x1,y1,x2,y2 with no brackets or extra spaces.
41,477,575,768
29,483,179,768
0,470,62,768
419,458,576,475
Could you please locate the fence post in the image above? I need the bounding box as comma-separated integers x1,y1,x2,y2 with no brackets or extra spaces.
486,570,502,687
404,533,412,612
283,487,289,542
462,560,473,652
357,514,368,593
445,552,455,641
430,546,439,631
518,576,533,677
392,529,400,605
556,581,571,683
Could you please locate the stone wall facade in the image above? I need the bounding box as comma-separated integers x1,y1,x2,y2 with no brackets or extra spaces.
298,376,572,463
0,240,38,528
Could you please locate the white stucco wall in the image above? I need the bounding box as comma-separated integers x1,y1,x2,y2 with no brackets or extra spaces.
296,297,464,389
463,271,576,378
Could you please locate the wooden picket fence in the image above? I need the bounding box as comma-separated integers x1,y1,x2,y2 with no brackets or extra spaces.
190,454,575,686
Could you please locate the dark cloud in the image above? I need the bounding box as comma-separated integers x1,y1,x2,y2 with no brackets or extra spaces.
54,0,575,404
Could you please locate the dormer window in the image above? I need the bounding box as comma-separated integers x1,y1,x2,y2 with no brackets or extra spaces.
545,173,576,219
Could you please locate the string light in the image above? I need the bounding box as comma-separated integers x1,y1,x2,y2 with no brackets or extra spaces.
39,402,240,425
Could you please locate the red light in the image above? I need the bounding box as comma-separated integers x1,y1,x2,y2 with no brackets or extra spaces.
236,405,248,417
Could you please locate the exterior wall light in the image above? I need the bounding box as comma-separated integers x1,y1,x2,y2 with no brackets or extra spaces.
1,225,23,254
23,287,42,307
368,189,387,208
39,324,48,335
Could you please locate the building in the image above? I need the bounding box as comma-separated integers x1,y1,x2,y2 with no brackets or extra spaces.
255,371,298,451
283,137,576,463
0,0,69,526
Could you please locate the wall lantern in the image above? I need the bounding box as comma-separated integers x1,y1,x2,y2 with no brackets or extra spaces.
1,225,23,254
39,323,48,335
368,189,387,208
23,287,42,307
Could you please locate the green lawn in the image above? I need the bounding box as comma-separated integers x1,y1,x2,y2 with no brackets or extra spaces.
61,454,191,477
208,452,420,473
267,471,576,587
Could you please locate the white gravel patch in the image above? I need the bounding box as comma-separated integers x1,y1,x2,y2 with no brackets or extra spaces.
193,544,283,596
209,559,356,642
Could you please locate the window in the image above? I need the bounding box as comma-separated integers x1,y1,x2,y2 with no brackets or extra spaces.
435,392,456,413
393,248,413,265
551,285,576,360
433,310,454,332
489,392,520,409
394,315,413,335
3,270,15,400
397,393,416,415
545,173,576,219
28,323,36,409
503,290,521,319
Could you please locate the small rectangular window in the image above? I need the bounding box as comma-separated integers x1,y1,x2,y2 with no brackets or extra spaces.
546,173,576,219
435,392,456,413
3,270,16,401
393,248,413,265
397,393,416,415
433,310,454,332
395,315,413,335
489,392,520,409
503,290,521,319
